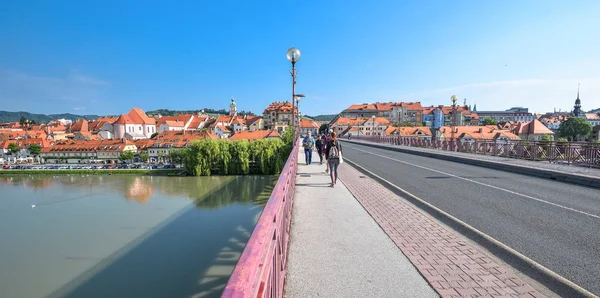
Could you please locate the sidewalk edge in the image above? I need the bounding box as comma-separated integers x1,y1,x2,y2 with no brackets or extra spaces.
344,157,598,298
341,139,600,189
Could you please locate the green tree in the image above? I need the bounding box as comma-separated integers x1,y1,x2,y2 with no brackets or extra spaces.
399,120,414,127
19,116,27,125
168,149,185,167
28,144,41,156
7,143,18,154
558,117,592,141
282,126,293,144
140,151,149,162
483,117,498,125
119,150,135,163
557,137,568,143
150,132,159,139
318,124,329,135
540,134,553,141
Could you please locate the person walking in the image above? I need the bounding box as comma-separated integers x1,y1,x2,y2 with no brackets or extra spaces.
302,131,315,165
315,135,324,165
325,132,342,187
324,129,333,173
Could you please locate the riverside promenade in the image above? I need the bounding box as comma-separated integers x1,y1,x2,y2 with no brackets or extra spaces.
285,149,549,298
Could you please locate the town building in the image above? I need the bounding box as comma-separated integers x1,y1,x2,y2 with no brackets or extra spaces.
263,101,297,129
512,119,555,140
475,107,535,123
113,108,157,140
228,129,282,141
300,119,319,137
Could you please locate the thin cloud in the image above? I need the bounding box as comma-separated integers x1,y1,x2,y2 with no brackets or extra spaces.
0,69,110,113
396,77,600,114
70,75,110,86
72,107,86,111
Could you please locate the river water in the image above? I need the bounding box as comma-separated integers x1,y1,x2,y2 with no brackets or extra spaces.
0,174,276,298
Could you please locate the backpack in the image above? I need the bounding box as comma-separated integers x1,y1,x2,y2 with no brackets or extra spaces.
328,141,340,159
303,137,314,150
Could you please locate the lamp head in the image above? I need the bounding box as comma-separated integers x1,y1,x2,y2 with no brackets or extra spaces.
286,47,301,63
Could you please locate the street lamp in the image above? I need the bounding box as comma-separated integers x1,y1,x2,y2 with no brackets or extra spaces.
287,47,301,140
372,115,376,137
450,95,458,150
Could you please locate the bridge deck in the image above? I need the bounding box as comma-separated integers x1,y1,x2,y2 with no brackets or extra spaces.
285,149,437,298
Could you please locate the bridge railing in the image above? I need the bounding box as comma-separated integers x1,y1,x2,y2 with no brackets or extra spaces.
221,140,299,298
352,135,600,167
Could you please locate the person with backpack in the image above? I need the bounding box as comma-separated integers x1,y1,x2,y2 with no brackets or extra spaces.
302,131,315,165
325,131,342,187
315,135,324,165
324,129,333,173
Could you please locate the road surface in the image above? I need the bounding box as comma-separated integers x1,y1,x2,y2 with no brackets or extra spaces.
342,141,600,295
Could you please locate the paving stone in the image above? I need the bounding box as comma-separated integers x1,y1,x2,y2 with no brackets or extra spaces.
339,164,546,298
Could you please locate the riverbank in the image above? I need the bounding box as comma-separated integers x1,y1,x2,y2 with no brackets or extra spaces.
0,169,184,176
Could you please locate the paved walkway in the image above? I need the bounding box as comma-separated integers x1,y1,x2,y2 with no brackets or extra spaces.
345,139,600,179
285,149,437,298
286,148,548,298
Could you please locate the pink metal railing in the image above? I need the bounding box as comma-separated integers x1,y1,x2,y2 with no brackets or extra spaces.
221,141,299,298
353,135,600,167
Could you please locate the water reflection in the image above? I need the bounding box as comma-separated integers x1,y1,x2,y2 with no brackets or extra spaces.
0,175,277,208
0,175,277,298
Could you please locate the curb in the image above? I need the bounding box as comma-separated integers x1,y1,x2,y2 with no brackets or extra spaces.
341,140,600,189
344,157,598,298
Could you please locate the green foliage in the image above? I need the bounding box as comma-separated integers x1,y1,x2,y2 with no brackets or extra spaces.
146,108,255,117
140,151,149,161
483,117,498,125
399,120,414,127
229,140,250,175
7,143,18,154
282,126,293,144
306,114,337,122
557,137,568,142
150,132,159,139
28,144,41,155
558,117,592,141
119,150,135,163
19,116,27,125
540,134,553,141
181,138,292,176
168,149,185,166
0,111,99,123
318,124,329,134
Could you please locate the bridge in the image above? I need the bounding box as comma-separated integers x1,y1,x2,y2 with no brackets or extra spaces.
221,137,600,298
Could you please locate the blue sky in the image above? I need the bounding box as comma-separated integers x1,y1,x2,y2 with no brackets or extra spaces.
1,0,599,116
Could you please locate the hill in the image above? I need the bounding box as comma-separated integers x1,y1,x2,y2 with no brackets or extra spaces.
305,114,337,122
146,108,256,117
0,111,100,123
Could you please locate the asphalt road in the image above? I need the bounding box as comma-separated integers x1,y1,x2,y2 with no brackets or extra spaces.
341,141,600,295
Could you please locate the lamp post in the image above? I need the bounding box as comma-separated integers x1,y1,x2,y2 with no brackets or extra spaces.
450,95,458,151
287,47,301,141
372,115,376,138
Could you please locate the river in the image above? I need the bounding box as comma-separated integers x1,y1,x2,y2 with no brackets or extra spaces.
0,174,276,298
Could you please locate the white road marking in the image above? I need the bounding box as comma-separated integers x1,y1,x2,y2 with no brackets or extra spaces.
346,144,600,220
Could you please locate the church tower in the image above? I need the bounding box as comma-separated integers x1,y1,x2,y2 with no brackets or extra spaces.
229,97,237,117
573,84,582,117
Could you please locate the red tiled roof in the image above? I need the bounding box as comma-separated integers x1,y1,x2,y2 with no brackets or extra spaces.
152,130,218,147
263,101,296,114
114,114,134,125
229,129,282,141
70,119,89,132
127,108,156,125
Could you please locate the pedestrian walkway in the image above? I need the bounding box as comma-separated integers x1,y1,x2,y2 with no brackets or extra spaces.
285,149,437,298
286,148,549,298
345,139,600,179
